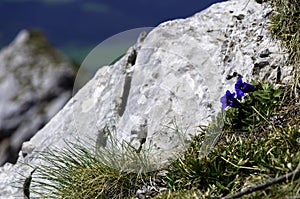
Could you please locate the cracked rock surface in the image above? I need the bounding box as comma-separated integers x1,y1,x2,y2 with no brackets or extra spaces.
0,0,294,198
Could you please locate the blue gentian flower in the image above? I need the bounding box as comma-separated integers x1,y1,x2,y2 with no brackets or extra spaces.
220,90,240,109
235,77,255,99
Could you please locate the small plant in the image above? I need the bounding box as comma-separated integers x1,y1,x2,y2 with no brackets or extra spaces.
29,127,159,199
220,77,256,110
161,122,300,198
221,78,283,131
159,79,300,198
30,142,140,198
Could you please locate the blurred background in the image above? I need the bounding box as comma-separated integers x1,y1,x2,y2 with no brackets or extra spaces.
0,0,226,64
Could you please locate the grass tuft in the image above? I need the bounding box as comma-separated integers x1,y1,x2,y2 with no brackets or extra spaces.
30,135,157,199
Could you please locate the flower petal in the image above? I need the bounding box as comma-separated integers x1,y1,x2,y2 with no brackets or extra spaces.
220,95,227,103
236,88,244,99
243,83,256,93
222,103,228,110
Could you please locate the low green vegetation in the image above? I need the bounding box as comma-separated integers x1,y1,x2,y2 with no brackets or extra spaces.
155,81,300,198
30,133,158,199
28,82,299,199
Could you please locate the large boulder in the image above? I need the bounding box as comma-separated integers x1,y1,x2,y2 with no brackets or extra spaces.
0,30,76,166
0,0,293,197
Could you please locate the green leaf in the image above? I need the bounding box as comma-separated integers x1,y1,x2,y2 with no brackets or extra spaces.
216,181,227,190
273,90,283,98
262,83,269,90
255,92,271,100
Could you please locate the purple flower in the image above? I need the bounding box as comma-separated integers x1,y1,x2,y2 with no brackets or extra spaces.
235,77,255,99
220,90,240,110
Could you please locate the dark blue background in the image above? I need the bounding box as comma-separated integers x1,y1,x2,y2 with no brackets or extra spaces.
0,0,226,62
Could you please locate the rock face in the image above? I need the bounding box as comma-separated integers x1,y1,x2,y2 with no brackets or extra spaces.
0,0,293,197
0,30,76,166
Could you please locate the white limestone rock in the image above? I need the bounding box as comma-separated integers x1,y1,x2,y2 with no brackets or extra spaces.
0,30,76,165
0,0,292,197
